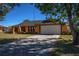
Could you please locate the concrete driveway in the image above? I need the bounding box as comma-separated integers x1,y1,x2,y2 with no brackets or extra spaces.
0,35,60,56
27,35,60,40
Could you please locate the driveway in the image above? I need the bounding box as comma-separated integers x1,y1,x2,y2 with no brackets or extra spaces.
27,35,60,40
0,35,60,56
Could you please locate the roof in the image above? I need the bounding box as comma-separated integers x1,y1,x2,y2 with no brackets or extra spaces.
21,20,43,26
0,25,5,30
12,19,61,27
0,25,6,27
42,20,53,23
13,20,43,26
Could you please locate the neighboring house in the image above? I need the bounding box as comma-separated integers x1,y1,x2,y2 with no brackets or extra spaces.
0,25,11,33
0,25,6,32
10,19,70,35
3,27,11,33
0,26,3,32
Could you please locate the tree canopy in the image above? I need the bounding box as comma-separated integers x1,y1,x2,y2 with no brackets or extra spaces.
35,3,79,24
0,3,19,20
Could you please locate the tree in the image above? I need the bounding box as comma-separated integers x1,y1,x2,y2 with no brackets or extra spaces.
0,3,19,21
35,3,79,45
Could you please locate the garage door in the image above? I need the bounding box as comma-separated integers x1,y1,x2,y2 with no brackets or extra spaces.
41,25,61,34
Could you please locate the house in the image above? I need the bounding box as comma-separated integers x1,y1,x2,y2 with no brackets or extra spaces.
0,25,11,33
10,20,70,34
0,26,3,32
0,25,5,32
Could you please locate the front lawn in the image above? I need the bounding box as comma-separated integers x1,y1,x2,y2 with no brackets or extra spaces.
0,32,32,44
50,35,79,56
60,35,72,41
0,32,32,39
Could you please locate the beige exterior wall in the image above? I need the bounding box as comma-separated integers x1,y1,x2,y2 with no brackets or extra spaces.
35,26,40,34
25,26,29,33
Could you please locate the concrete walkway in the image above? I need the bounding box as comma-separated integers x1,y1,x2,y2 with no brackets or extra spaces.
0,35,60,56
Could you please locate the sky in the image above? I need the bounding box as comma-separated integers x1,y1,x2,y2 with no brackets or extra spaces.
0,4,46,27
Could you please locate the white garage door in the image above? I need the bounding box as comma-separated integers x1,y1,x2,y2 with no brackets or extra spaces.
41,25,61,34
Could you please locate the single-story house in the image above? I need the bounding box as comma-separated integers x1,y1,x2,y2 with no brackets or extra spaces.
0,25,3,32
0,25,7,32
10,20,70,34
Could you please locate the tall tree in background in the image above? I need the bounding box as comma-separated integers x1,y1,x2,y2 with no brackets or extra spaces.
35,3,79,45
0,3,19,20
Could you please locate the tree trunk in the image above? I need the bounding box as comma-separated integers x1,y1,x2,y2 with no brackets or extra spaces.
68,23,79,45
68,21,79,45
68,18,79,45
72,31,79,45
65,4,79,45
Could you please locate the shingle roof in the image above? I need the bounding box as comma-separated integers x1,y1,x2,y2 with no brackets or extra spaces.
14,20,43,26
12,19,60,27
23,20,42,25
0,25,5,27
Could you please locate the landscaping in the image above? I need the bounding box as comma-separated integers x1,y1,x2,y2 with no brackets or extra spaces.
50,35,79,56
0,32,32,39
0,33,79,56
0,32,32,44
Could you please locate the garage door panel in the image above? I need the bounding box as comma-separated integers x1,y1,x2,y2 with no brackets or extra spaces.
41,25,61,34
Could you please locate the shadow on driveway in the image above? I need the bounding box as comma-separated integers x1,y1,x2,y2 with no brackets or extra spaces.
0,38,58,56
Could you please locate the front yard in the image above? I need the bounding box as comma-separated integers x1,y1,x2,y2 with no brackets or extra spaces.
0,32,32,39
0,32,32,44
51,35,79,56
0,33,79,56
60,35,72,41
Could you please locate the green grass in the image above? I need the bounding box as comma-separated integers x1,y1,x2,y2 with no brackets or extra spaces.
0,32,32,39
59,35,73,41
0,32,32,44
50,35,79,56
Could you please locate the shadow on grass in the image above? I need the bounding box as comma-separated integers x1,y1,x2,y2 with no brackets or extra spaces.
50,40,79,56
0,38,17,44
